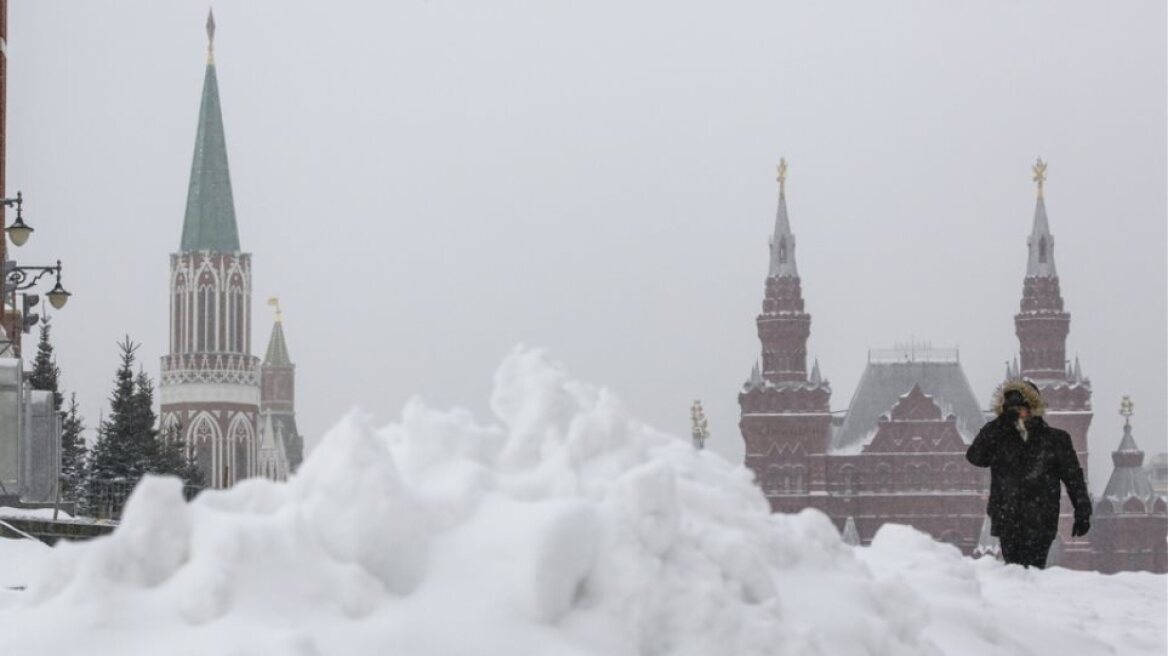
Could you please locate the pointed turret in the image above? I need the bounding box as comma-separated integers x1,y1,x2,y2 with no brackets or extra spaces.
264,314,291,366
841,516,860,546
180,9,240,253
744,360,763,391
1025,159,1058,278
810,359,822,385
1100,397,1154,508
768,158,798,278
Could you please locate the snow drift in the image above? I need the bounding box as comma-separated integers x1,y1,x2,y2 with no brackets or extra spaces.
0,348,1163,655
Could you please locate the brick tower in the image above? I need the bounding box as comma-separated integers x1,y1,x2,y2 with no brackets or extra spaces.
739,160,832,513
257,299,303,479
159,11,260,488
1012,158,1093,566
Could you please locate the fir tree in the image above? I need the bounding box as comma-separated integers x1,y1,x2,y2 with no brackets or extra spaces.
59,393,89,503
84,338,205,516
84,338,145,515
159,420,205,491
28,320,63,411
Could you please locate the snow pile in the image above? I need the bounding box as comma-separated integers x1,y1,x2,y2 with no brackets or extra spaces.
0,348,1164,655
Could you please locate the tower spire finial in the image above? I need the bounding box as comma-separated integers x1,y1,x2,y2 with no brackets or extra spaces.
206,8,217,64
268,297,283,323
1032,157,1047,199
776,158,788,196
1120,395,1134,427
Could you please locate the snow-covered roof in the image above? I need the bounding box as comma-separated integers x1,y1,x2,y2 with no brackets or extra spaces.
1099,421,1158,512
832,358,987,452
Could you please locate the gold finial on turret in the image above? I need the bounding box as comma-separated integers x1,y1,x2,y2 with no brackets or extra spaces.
206,8,217,64
1032,157,1047,199
690,400,710,450
1120,395,1134,425
776,158,788,196
267,296,283,323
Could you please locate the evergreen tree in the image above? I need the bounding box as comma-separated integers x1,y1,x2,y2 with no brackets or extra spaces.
84,338,144,515
59,393,89,503
159,420,205,491
84,338,205,516
28,320,63,411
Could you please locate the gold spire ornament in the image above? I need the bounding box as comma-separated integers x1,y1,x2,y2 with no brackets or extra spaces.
1032,157,1047,199
268,296,283,323
1120,395,1134,425
776,158,788,196
206,8,216,64
691,400,710,450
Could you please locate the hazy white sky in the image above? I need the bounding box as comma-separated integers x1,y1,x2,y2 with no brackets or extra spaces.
6,1,1165,493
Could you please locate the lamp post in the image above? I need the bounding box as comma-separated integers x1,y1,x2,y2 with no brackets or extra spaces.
4,261,70,356
1,191,32,246
0,190,34,348
0,192,71,355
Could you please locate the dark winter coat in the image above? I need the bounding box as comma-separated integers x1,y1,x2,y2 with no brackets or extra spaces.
967,412,1091,540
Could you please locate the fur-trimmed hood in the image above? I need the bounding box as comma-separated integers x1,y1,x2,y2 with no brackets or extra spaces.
991,379,1046,416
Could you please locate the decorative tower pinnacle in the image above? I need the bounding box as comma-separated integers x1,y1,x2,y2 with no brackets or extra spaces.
268,296,283,323
691,400,709,450
206,8,216,63
1026,158,1057,278
181,10,240,253
769,158,798,278
1120,395,1133,425
1032,157,1047,199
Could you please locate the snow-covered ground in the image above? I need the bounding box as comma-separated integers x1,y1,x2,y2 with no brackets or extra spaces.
0,349,1163,655
0,506,74,520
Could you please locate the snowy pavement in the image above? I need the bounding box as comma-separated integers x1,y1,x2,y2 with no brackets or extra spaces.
0,349,1163,655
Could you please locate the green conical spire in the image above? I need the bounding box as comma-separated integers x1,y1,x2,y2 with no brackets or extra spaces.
180,10,240,252
264,318,292,366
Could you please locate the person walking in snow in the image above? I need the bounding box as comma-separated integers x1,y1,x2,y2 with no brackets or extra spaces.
966,380,1092,568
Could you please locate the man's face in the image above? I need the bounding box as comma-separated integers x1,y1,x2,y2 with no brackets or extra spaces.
1017,407,1032,419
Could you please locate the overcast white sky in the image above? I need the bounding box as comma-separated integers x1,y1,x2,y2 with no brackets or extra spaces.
6,1,1165,493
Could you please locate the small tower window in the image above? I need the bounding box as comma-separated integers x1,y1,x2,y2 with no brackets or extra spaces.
1038,237,1048,264
778,238,788,263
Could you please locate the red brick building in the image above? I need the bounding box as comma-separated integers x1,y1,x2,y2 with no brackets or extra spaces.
739,160,1166,572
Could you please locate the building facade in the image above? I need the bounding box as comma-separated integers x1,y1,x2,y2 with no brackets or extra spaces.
159,14,302,488
739,160,1167,572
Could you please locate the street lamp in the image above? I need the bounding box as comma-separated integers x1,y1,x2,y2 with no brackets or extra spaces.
1,191,34,247
7,260,70,312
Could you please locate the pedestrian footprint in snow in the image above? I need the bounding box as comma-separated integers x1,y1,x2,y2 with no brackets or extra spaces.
966,380,1092,569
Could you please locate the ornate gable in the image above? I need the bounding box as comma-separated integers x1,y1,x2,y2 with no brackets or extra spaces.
888,385,943,421
864,385,967,454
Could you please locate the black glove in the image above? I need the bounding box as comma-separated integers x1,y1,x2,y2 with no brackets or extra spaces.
1072,518,1090,537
